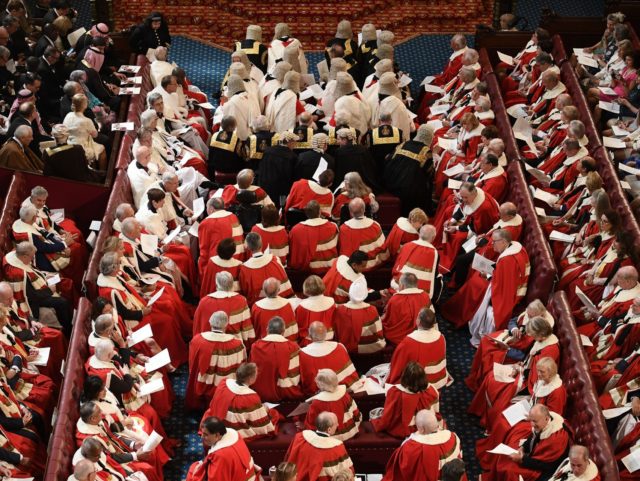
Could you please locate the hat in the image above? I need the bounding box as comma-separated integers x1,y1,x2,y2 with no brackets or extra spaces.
312,133,328,150
271,61,292,83
361,23,377,43
226,74,246,96
231,50,252,72
349,276,368,302
51,124,69,140
414,124,435,145
378,72,400,97
336,20,352,40
229,62,249,80
17,89,33,100
246,25,262,42
374,59,393,77
282,71,300,93
378,30,395,47
283,43,301,73
376,44,394,61
274,23,291,39
334,72,357,99
328,58,348,81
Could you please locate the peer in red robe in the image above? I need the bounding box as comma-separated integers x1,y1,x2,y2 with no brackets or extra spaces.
251,223,289,266
193,288,253,343
285,178,335,219
185,422,261,481
322,253,367,304
239,242,294,306
382,278,431,346
200,254,242,296
251,291,298,341
382,409,462,481
186,325,246,410
391,232,439,299
334,280,385,354
304,376,361,441
384,213,425,261
549,456,601,481
289,216,339,274
197,206,244,275
296,284,337,347
615,421,640,481
338,208,388,271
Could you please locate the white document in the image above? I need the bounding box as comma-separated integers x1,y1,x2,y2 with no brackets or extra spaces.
312,157,329,183
423,84,445,94
32,347,50,367
287,402,311,417
444,163,465,178
472,253,495,276
50,208,65,223
264,402,280,409
145,348,171,373
573,48,592,57
488,443,519,456
502,399,532,427
119,65,141,74
421,75,435,86
188,221,200,237
89,220,102,231
192,197,205,219
304,103,317,114
575,286,597,312
138,377,165,396
86,231,97,249
599,101,621,114
602,406,631,419
619,163,640,176
462,236,478,253
119,87,141,95
142,431,163,452
621,180,632,191
448,179,463,190
580,334,594,347
549,230,575,243
497,51,514,66
622,448,640,473
398,75,412,88
577,55,598,68
430,103,451,115
364,377,386,395
198,102,215,109
603,136,626,149
307,84,324,98
67,27,86,47
111,122,135,131
146,287,165,307
426,119,444,131
47,274,61,286
506,104,529,119
438,137,458,151
493,363,516,382
612,125,629,137
140,233,158,256
161,226,181,245
124,76,143,84
599,86,618,97
212,188,223,198
513,116,539,156
128,324,154,347
535,207,547,216
533,188,559,206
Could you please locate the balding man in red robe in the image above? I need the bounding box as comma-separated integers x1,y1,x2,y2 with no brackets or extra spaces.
382,273,431,346
186,311,246,410
549,445,601,481
288,201,339,274
285,412,354,481
485,405,570,481
193,272,253,344
387,307,450,389
197,197,244,275
391,225,439,299
442,229,530,347
382,409,462,481
251,278,298,340
299,322,359,395
249,316,302,402
239,232,294,306
437,182,500,273
338,198,388,271
285,170,335,219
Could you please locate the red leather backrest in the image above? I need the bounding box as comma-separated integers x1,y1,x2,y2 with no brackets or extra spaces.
483,70,521,162
0,173,28,258
560,63,601,149
548,291,619,481
552,34,568,64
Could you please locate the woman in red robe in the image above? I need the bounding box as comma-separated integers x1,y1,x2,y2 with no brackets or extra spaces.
250,205,289,265
296,276,337,346
383,209,426,261
372,361,441,439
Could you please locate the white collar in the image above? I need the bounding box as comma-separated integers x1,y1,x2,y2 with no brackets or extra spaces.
208,429,240,453
300,295,335,312
307,180,332,195
207,291,240,299
461,188,486,215
407,328,441,343
409,430,453,445
301,430,343,449
396,217,417,234
262,334,288,343
255,296,290,310
345,217,375,230
307,384,347,402
226,379,256,396
336,256,362,282
301,341,338,357
532,374,563,398
498,241,524,260
302,218,329,227
244,253,275,269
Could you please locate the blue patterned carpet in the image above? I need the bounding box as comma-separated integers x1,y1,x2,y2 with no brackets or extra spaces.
515,0,604,28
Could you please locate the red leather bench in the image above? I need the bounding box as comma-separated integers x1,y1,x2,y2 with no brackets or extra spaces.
548,291,619,481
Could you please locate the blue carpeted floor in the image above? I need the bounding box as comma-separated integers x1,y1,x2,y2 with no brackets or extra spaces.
515,0,605,29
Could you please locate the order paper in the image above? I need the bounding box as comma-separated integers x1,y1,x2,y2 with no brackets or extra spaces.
462,236,478,253
612,125,629,137
599,101,620,114
119,65,141,73
525,164,551,185
577,55,598,68
146,287,165,307
488,443,519,455
128,324,154,347
198,102,215,109
621,448,640,473
111,122,135,131
472,253,495,276
138,376,165,396
32,347,50,366
430,103,451,115
421,76,435,86
140,234,158,256
580,334,594,347
162,226,181,245
619,163,640,176
497,51,514,66
549,230,575,243
144,348,171,373
192,197,205,220
533,188,559,206
444,163,466,178
438,137,458,151
422,84,445,94
493,363,516,383
89,220,102,231
142,430,163,452
47,274,61,287
447,179,463,190
312,157,329,183
188,221,200,237
603,136,626,149
575,285,597,312
602,406,631,419
502,399,532,427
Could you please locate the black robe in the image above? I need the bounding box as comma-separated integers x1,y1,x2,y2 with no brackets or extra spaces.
258,145,297,208
332,144,380,192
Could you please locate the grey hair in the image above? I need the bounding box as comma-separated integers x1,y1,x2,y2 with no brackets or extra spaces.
94,339,113,359
99,252,120,276
161,171,178,183
315,369,339,392
30,186,48,198
0,46,9,60
215,271,234,292
63,81,80,97
209,311,229,331
267,316,285,335
147,92,163,107
141,109,159,129
15,241,36,257
245,232,262,252
69,70,87,82
14,125,32,139
19,204,37,221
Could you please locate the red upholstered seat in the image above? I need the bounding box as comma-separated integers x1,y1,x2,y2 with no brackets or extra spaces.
375,193,401,231
0,173,27,257
215,171,237,185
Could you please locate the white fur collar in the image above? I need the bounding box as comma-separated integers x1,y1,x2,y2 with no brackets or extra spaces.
532,374,563,398
407,328,441,343
301,430,343,449
540,412,565,440
302,218,329,227
302,341,338,357
409,430,453,445
226,379,256,396
201,331,236,343
207,291,240,299
336,256,362,282
244,253,274,269
207,210,233,219
262,334,288,343
208,429,240,453
478,166,505,182
462,188,486,215
211,256,242,268
308,180,331,195
300,295,335,312
255,296,290,310
396,217,417,234
307,384,347,402
345,217,375,230
498,241,524,260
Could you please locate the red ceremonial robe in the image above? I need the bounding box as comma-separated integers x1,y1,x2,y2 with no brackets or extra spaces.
334,301,385,354
382,430,463,481
384,218,419,261
299,341,359,395
322,256,365,304
197,211,245,275
239,253,294,306
381,288,432,346
193,292,254,344
185,429,261,481
296,295,336,347
200,256,242,296
251,224,289,265
391,240,439,299
387,328,450,389
372,384,440,439
251,296,298,341
186,331,246,410
288,219,339,274
338,217,389,271
285,430,354,481
304,385,361,441
249,334,302,401
285,179,334,219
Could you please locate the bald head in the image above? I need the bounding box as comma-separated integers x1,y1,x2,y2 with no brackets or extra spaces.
74,459,95,481
115,203,134,221
569,445,590,476
415,409,439,434
419,224,436,243
309,321,327,342
134,145,151,165
0,281,14,306
499,202,517,220
618,266,639,289
348,197,366,218
316,411,338,433
262,277,281,298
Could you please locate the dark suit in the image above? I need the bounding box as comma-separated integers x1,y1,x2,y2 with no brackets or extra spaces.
36,58,64,121
43,143,103,182
6,115,51,153
33,35,58,58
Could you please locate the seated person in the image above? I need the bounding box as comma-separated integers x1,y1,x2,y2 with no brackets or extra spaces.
322,250,368,304
549,446,600,481
251,278,297,341
250,204,288,265
200,238,242,296
334,281,385,354
42,124,103,182
331,171,378,221
288,200,339,274
198,197,244,275
286,170,335,221
296,275,336,347
390,224,440,299
222,168,273,208
382,273,431,346
384,208,428,261
338,197,388,271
